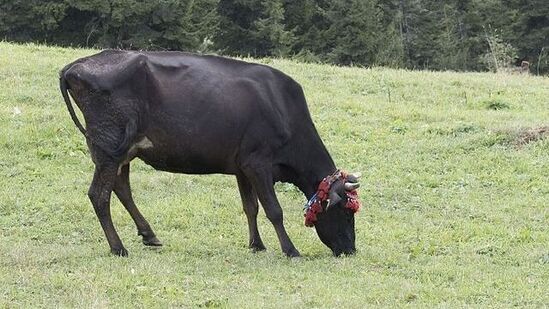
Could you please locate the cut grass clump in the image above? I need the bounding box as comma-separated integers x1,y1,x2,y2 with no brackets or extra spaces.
483,99,511,110
513,126,549,146
426,123,482,137
468,126,549,147
495,126,549,147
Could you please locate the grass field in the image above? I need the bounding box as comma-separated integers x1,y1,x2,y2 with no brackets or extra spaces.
0,42,548,307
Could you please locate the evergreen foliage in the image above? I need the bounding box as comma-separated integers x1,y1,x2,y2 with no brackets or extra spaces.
323,0,381,66
1,0,547,74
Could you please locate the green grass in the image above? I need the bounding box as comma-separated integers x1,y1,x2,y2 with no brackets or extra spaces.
0,42,548,307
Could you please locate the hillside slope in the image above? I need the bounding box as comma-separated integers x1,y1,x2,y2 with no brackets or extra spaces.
0,42,547,307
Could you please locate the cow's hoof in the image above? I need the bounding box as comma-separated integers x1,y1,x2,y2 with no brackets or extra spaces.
249,240,266,252
250,243,266,253
111,247,129,257
142,236,163,247
284,248,301,258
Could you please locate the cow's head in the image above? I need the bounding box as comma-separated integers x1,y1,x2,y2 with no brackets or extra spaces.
306,172,361,256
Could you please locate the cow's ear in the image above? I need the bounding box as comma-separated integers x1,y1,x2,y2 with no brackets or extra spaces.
327,190,342,209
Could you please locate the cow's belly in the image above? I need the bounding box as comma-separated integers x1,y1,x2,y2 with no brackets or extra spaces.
130,95,260,175
137,151,235,175
132,135,238,175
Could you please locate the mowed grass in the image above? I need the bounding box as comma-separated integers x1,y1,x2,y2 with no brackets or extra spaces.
0,42,548,307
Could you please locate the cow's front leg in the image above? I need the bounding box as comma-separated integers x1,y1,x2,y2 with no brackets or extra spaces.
114,164,162,247
89,163,127,256
243,166,300,257
236,174,266,252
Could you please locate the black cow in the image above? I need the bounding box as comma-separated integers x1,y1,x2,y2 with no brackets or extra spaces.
59,50,360,257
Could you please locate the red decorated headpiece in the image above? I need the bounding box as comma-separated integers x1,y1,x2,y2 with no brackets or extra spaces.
304,170,361,227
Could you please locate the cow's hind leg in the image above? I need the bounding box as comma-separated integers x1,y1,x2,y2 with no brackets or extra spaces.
243,166,300,257
114,164,162,246
88,163,127,256
236,174,266,252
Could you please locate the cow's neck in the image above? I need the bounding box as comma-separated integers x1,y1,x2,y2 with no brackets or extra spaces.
292,137,337,199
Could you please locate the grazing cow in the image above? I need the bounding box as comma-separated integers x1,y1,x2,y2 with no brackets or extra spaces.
59,50,361,257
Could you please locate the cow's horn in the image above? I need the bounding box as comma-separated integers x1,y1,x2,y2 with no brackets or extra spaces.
345,182,360,191
350,172,361,179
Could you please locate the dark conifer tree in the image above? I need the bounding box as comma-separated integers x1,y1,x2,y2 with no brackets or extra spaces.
512,0,549,73
323,0,382,66
1,0,548,74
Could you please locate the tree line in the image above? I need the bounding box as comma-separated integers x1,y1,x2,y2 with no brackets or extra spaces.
1,0,548,74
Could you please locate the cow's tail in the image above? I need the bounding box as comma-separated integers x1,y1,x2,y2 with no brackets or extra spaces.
59,73,86,136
